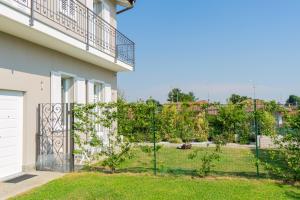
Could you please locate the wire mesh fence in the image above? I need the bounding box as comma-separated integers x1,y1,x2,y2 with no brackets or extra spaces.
111,99,298,179
69,99,299,180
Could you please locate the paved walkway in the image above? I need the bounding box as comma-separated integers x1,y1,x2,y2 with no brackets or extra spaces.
0,171,64,200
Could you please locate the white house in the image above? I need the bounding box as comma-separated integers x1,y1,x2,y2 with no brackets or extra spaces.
0,0,135,179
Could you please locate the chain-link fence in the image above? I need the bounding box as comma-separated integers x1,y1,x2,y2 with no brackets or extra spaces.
110,99,297,179
68,99,298,180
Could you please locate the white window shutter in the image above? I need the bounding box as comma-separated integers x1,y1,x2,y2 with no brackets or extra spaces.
51,71,61,103
87,80,94,103
104,83,112,103
75,78,86,104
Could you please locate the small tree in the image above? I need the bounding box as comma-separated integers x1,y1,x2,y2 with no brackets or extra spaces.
262,111,300,182
101,134,133,173
177,103,196,143
188,145,220,177
263,131,300,182
194,111,209,142
257,110,276,136
159,104,178,141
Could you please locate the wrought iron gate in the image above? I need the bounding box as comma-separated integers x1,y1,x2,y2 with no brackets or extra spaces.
37,103,74,172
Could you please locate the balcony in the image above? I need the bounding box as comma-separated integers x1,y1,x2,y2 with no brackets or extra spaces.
0,0,135,70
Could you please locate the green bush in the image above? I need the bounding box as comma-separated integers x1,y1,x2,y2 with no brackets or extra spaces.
188,146,220,177
257,111,276,136
169,138,183,144
263,132,300,182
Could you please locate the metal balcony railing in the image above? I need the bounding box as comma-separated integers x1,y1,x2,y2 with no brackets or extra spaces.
6,0,135,67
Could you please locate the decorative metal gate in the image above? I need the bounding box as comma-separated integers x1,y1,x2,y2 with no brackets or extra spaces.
36,103,74,172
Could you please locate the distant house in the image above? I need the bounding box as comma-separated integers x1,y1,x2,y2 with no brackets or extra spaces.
0,0,135,179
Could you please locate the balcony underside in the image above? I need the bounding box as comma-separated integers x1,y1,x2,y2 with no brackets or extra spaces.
0,1,134,72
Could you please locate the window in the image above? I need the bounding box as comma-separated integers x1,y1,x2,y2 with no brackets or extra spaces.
93,82,104,133
60,0,77,21
61,77,74,104
93,83,103,103
93,0,102,15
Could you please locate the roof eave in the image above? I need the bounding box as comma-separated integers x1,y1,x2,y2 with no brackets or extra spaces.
116,0,135,8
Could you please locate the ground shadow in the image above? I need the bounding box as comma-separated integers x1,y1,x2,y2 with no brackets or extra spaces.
212,171,266,179
251,148,285,180
285,190,300,200
87,165,271,179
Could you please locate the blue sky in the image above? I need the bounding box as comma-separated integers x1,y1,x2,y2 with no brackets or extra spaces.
117,0,300,103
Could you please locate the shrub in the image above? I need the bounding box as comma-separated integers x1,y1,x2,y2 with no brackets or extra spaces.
188,146,220,177
73,102,135,171
101,135,134,173
212,135,227,152
169,138,183,144
262,131,300,182
208,103,251,144
194,111,209,142
257,111,276,136
159,105,178,141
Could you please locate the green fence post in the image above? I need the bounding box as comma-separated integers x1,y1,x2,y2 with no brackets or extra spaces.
152,106,157,176
254,99,260,177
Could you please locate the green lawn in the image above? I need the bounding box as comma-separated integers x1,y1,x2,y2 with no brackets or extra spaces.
13,173,300,200
117,146,268,178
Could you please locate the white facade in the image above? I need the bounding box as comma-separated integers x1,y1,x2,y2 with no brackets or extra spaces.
0,0,135,179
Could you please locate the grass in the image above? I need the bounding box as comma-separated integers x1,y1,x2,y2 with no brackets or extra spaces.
115,146,268,178
13,173,300,200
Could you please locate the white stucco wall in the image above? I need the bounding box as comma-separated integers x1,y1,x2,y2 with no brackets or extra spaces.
0,31,118,170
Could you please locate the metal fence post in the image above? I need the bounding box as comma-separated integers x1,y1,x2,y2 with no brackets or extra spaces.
254,99,260,177
30,0,34,26
152,106,157,176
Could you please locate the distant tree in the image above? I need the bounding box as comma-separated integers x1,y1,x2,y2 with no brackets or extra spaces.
146,97,161,107
228,94,249,104
167,88,197,102
286,95,300,106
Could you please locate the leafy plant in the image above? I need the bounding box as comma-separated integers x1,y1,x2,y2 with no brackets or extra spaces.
177,103,197,143
73,101,135,171
194,111,209,142
188,146,220,177
261,112,300,182
212,135,227,152
208,103,251,144
263,131,300,182
256,110,276,136
139,145,162,154
101,135,134,173
73,104,103,166
169,138,183,144
159,104,179,141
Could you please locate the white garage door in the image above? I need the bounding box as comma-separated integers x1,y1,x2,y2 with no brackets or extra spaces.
0,90,23,179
